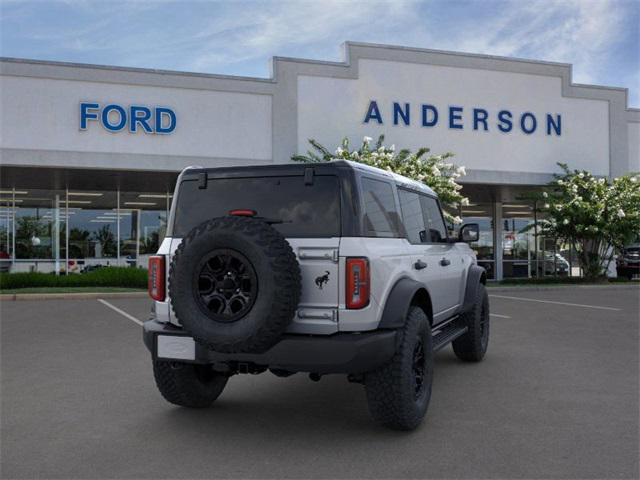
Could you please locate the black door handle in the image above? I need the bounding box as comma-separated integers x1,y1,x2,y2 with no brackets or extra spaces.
440,257,451,267
414,260,427,270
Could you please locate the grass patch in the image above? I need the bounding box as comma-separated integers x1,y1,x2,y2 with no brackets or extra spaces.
0,286,146,295
0,267,148,290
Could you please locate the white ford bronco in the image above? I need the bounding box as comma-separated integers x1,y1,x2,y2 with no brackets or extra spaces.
143,160,489,430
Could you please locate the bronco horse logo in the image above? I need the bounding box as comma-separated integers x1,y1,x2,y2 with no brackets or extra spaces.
315,271,330,290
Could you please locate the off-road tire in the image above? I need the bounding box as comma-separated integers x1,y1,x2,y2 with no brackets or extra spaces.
153,361,228,408
364,306,433,431
452,283,490,362
169,216,301,353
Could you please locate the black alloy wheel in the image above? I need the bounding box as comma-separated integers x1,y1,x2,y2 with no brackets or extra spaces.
194,249,257,323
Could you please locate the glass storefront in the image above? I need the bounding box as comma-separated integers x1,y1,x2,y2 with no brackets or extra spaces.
501,202,535,278
461,203,495,279
446,203,495,279
0,188,170,273
445,196,577,280
0,184,579,280
501,202,573,278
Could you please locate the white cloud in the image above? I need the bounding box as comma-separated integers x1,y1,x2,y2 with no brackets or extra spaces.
178,0,635,93
183,0,419,71
429,0,631,86
1,0,636,103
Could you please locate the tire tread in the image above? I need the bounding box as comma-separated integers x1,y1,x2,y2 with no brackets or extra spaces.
153,361,227,408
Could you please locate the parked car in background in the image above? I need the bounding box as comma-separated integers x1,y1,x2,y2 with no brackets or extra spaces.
617,243,640,280
538,252,570,276
0,250,11,273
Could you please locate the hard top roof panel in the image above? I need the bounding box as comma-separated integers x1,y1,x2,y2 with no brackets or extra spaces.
180,160,436,197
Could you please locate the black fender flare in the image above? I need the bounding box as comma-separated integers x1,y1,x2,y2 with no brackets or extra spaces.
460,265,487,314
378,277,430,330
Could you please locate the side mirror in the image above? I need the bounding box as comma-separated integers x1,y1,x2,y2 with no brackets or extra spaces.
459,223,479,243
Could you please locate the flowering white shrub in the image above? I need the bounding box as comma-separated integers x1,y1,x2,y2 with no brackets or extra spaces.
292,135,469,223
538,163,640,279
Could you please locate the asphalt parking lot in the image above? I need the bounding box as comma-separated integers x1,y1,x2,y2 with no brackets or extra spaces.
1,286,639,479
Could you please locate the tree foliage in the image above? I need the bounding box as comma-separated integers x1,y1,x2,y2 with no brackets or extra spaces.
536,163,640,279
292,135,469,223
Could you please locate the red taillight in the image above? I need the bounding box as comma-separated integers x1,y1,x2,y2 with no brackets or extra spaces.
148,255,165,301
229,209,256,217
346,257,370,309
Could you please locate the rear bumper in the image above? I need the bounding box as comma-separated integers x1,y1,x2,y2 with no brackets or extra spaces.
143,319,397,374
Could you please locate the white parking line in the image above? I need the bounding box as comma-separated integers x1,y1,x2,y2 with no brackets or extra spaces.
490,313,511,319
97,299,143,326
489,294,621,311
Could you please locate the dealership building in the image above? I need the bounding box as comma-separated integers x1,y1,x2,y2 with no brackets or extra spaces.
1,42,638,280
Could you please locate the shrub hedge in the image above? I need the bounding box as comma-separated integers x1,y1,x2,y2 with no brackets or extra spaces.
0,267,148,290
498,276,636,285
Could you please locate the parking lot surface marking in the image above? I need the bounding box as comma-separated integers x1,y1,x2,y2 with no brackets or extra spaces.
2,286,638,479
97,298,144,326
489,294,621,311
490,313,511,318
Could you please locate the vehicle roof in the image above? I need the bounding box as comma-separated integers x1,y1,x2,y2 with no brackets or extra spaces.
341,160,436,196
182,160,437,197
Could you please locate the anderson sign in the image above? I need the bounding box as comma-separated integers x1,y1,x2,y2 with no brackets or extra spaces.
363,100,562,136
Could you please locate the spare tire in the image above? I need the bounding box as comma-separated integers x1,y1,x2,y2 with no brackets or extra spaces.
169,216,301,353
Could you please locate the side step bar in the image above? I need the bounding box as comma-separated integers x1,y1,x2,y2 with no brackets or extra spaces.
432,321,468,351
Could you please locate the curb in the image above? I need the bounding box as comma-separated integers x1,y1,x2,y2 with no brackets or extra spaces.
0,291,148,301
487,283,640,292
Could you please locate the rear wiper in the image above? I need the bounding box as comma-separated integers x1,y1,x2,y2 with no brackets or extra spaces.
255,217,291,225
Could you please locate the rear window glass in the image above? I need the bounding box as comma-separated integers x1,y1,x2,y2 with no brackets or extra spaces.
173,175,341,237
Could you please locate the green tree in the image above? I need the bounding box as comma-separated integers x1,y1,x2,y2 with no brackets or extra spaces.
92,225,116,257
293,135,469,223
68,227,91,258
536,163,640,279
15,216,49,258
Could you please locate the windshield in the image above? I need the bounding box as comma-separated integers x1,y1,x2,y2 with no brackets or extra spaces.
172,175,341,238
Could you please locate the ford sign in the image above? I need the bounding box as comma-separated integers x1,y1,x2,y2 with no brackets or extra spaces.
80,103,176,134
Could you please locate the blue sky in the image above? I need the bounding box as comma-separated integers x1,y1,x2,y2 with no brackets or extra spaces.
1,0,639,106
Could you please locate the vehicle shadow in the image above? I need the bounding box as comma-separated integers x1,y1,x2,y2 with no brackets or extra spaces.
143,352,460,440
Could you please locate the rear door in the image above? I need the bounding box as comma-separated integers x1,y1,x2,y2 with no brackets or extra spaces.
398,189,463,323
419,195,465,319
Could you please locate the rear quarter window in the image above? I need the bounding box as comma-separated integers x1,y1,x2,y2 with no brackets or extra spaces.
360,177,403,237
172,175,341,238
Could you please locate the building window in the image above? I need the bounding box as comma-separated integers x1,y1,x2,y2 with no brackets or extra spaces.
0,188,170,273
446,202,496,280
502,203,535,278
14,189,65,266
460,203,495,279
119,191,169,266
67,191,119,269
